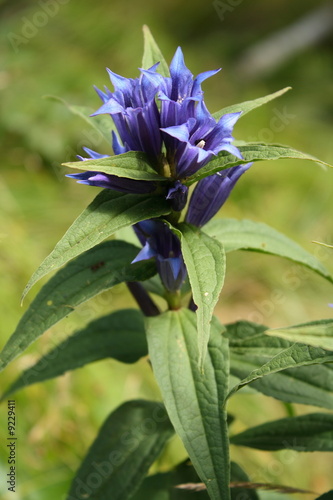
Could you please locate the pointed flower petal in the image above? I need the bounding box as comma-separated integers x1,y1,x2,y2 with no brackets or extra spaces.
91,98,124,116
161,122,191,142
82,147,109,160
169,47,193,102
66,171,156,194
191,68,221,97
131,241,156,263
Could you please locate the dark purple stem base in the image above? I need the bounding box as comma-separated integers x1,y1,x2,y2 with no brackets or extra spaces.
126,281,161,317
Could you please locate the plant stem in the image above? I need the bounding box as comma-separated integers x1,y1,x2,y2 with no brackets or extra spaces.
126,282,160,317
165,210,181,226
164,290,181,310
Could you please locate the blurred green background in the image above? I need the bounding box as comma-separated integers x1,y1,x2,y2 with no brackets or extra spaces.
0,0,333,498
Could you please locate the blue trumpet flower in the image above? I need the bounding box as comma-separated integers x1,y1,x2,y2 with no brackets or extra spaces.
89,47,242,179
68,48,242,207
161,101,242,178
186,163,253,228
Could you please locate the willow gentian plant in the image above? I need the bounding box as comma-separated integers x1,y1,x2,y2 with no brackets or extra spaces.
1,26,333,500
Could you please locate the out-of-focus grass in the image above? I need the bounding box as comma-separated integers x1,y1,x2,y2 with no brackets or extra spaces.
0,0,332,498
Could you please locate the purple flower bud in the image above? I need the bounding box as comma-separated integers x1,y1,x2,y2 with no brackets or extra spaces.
186,163,252,227
132,219,187,292
166,181,188,211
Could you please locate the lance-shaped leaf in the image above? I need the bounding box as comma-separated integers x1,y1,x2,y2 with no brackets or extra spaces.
227,337,333,401
66,400,174,500
46,95,115,145
146,309,230,500
0,241,155,373
142,25,170,76
186,143,333,185
230,354,333,410
63,151,167,181
2,309,148,399
230,413,333,452
212,87,291,121
175,223,226,367
226,321,333,409
23,190,170,299
266,319,333,351
204,218,333,284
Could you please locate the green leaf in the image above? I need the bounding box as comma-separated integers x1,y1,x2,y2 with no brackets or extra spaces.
226,323,333,402
314,491,333,500
0,241,155,373
46,95,115,145
186,143,333,185
176,223,226,367
230,355,333,410
63,151,167,181
132,460,210,500
266,319,333,351
227,321,333,409
230,413,333,452
204,218,333,284
230,462,259,500
23,190,170,299
231,356,333,410
2,309,147,398
142,25,170,76
212,87,291,121
141,274,165,298
146,309,230,500
66,400,174,500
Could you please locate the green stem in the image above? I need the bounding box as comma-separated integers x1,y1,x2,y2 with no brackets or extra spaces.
165,210,181,226
164,290,181,310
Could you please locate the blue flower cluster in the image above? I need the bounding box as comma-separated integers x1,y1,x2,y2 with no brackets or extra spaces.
68,48,252,292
